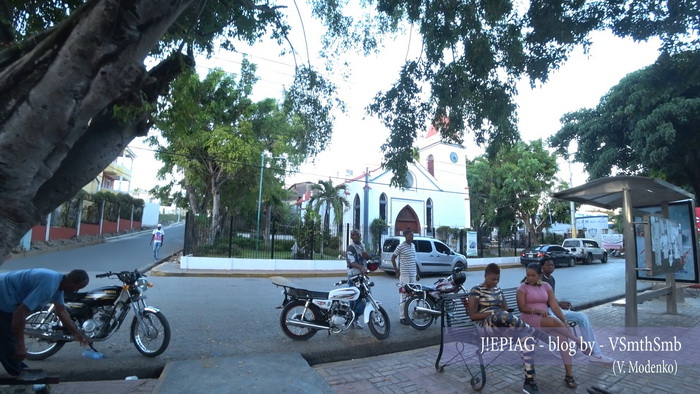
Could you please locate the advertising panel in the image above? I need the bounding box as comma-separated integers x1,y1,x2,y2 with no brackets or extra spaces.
634,200,699,283
466,231,478,257
601,233,624,249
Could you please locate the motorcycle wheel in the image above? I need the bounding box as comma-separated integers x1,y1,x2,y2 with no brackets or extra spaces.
368,306,391,340
25,310,66,360
130,310,171,357
280,300,320,341
404,296,436,330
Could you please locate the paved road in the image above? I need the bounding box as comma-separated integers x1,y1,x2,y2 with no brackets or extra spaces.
0,236,646,382
0,223,185,273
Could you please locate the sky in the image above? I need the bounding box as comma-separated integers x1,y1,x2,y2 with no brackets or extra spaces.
127,7,662,194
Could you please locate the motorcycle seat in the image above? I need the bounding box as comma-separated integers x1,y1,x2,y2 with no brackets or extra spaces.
288,288,330,300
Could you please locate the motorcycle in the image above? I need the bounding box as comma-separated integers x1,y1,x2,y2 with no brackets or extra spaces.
400,267,467,330
272,264,390,341
24,270,171,360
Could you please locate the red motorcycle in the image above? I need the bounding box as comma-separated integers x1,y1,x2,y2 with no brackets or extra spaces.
400,267,467,330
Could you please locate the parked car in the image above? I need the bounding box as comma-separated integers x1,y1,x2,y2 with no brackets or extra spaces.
562,238,608,264
519,244,576,267
379,236,467,276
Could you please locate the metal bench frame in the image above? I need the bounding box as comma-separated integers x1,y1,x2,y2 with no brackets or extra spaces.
434,287,578,391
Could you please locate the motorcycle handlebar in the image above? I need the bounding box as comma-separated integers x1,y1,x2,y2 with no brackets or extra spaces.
335,273,369,286
95,270,144,279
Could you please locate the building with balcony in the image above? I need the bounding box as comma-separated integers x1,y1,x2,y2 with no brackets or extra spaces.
83,147,136,194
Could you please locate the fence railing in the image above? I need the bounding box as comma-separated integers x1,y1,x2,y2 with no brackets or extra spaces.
182,212,563,260
183,213,348,260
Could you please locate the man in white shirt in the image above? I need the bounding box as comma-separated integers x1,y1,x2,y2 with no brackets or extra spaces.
149,224,165,261
391,228,419,325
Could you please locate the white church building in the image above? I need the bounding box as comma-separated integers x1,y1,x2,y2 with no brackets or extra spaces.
335,126,471,243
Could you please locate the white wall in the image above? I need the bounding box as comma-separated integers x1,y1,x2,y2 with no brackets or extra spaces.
142,202,160,227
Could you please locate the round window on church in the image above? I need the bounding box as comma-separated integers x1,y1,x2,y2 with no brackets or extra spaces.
403,172,414,189
449,152,458,163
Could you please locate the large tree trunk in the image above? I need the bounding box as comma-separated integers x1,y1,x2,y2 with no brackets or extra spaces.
0,0,195,262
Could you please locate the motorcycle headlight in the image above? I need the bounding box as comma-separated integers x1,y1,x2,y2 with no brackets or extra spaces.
135,278,150,293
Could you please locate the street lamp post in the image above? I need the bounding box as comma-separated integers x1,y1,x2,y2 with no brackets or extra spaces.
256,152,286,250
255,152,265,250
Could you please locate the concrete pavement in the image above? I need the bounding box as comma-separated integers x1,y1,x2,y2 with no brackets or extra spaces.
10,261,698,394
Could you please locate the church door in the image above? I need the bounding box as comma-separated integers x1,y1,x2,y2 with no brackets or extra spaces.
394,205,420,235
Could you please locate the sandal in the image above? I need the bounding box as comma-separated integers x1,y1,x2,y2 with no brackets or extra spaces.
565,375,578,389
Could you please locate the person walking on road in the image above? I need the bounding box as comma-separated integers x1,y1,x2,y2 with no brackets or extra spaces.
150,224,165,261
346,229,369,329
391,228,419,325
0,269,91,376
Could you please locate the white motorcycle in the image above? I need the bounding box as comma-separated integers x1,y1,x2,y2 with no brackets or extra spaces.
271,265,390,340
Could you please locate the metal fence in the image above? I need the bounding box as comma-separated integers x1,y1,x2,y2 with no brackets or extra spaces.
183,212,347,260
182,212,562,260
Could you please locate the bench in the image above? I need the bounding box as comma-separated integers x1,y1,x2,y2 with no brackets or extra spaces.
433,287,519,391
434,287,578,391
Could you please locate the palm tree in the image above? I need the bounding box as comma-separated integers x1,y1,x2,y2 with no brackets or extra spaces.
309,179,349,232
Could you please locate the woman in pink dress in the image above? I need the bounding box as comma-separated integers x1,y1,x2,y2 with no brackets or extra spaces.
517,263,582,389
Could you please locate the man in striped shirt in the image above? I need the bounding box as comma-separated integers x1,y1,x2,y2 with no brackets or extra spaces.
391,228,420,325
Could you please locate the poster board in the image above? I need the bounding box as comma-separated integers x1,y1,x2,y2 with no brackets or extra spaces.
634,200,699,282
466,231,478,257
642,215,684,276
601,233,623,249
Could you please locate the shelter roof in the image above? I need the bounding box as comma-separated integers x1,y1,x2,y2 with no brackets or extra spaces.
552,176,694,209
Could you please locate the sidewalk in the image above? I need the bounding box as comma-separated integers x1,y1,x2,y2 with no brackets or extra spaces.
314,294,700,393
26,284,699,393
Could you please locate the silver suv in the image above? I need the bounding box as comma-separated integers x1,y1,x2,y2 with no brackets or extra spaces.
379,236,468,275
562,238,608,264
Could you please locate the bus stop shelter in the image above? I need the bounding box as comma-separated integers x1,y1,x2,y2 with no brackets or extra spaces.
552,176,696,328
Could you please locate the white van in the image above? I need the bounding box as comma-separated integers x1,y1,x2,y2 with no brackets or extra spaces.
379,236,467,275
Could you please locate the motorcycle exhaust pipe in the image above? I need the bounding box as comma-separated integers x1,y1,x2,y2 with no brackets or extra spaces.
414,306,441,316
285,319,330,331
25,328,74,341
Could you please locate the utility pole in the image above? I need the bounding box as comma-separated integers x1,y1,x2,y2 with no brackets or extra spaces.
568,154,577,238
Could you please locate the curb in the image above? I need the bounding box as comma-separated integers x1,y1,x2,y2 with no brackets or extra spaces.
7,238,105,260
147,260,525,278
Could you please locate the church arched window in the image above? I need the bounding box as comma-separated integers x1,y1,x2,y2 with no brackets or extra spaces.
353,194,361,230
379,193,387,222
427,154,434,176
426,198,433,234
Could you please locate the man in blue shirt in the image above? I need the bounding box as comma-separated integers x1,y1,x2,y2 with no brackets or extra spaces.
0,269,90,376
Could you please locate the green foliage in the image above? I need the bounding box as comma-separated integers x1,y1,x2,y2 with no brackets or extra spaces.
88,191,144,222
151,61,334,228
315,0,700,186
467,140,568,240
293,206,322,259
5,0,700,257
158,213,180,224
550,50,700,199
369,218,387,252
436,226,458,244
274,239,296,252
309,179,349,231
